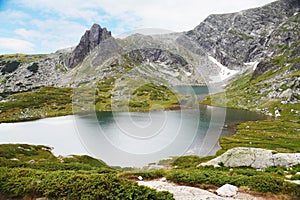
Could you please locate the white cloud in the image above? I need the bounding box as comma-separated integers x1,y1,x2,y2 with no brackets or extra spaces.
4,0,277,53
0,10,29,20
0,38,34,53
14,28,43,40
16,0,277,32
13,20,87,52
92,0,277,32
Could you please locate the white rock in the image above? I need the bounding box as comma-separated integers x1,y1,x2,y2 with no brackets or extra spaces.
296,172,300,175
28,160,36,164
286,180,300,185
199,147,300,169
138,180,225,200
285,175,292,179
275,109,281,117
216,184,238,197
138,176,143,181
160,177,167,182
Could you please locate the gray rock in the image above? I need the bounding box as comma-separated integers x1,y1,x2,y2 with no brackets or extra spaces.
216,184,238,197
65,24,112,68
199,147,300,169
183,0,300,68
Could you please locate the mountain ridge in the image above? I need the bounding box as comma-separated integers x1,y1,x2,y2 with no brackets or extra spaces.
0,0,299,105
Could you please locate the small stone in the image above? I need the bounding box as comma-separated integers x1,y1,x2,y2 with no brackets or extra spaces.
296,172,300,175
160,177,167,182
285,175,292,179
138,176,143,181
216,184,238,197
28,160,36,164
275,109,281,117
286,180,300,185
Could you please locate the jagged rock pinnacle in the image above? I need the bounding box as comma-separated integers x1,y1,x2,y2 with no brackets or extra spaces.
65,24,112,68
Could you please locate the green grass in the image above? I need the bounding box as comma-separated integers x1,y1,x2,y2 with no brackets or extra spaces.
0,144,173,199
165,166,299,195
94,78,183,112
0,54,47,64
219,120,300,154
201,35,300,154
0,167,173,200
0,87,73,122
120,157,300,197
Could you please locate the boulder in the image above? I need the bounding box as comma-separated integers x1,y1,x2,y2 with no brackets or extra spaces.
216,184,238,197
199,147,300,169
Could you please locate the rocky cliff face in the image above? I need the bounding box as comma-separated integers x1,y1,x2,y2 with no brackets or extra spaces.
0,53,66,95
65,24,112,68
250,12,300,103
183,0,300,69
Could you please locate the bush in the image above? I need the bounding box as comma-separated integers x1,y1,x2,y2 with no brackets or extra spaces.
165,167,300,195
0,167,174,200
0,61,20,74
27,62,39,73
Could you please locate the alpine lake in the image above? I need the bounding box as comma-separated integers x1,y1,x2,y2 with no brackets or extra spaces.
0,86,265,167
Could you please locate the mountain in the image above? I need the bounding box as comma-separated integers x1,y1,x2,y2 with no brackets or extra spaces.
0,0,299,108
183,0,300,69
65,24,112,68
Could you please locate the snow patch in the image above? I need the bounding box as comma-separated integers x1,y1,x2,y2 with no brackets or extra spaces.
208,56,239,83
244,61,259,71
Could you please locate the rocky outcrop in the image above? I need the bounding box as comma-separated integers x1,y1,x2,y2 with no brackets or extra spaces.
127,48,187,67
253,12,300,78
216,184,238,197
183,0,300,69
0,54,67,95
65,24,112,68
199,147,300,169
138,180,226,200
138,180,264,200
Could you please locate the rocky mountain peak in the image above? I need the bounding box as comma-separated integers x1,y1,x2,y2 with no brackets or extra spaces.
183,0,300,69
65,24,112,68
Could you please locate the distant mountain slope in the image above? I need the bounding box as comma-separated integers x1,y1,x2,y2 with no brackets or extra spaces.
202,12,300,118
183,0,300,69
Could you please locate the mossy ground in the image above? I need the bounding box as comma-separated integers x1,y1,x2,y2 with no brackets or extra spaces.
120,156,300,198
0,87,73,123
1,144,299,199
0,54,47,64
0,144,173,199
201,50,300,154
94,78,182,112
0,79,183,122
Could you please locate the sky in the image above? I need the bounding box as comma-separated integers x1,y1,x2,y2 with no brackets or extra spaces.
0,0,276,54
